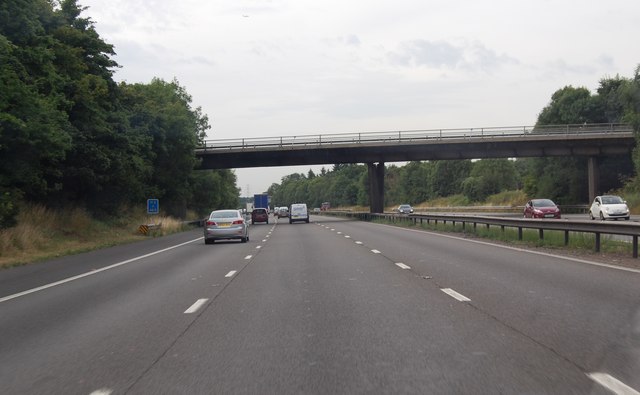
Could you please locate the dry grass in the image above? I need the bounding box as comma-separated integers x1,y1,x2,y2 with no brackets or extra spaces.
0,205,190,269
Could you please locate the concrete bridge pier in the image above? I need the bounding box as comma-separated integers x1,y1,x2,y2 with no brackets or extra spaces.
588,156,600,203
368,162,385,213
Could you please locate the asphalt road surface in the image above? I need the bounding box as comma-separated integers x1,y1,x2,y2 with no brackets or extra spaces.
1,215,639,394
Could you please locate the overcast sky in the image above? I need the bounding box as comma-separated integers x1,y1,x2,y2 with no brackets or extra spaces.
81,0,640,196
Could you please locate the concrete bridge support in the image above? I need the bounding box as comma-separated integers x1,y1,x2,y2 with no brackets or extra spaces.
368,162,385,213
588,156,600,203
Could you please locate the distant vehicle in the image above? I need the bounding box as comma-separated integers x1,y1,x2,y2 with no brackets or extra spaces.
254,193,269,211
204,209,249,244
321,202,330,211
589,195,630,220
523,199,561,219
313,207,321,213
251,208,269,224
277,206,289,218
290,203,309,223
396,204,414,214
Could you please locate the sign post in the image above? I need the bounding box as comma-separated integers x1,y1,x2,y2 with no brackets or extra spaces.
139,199,160,235
147,199,159,215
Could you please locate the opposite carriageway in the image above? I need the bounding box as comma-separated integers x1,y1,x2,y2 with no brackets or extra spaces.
195,123,635,212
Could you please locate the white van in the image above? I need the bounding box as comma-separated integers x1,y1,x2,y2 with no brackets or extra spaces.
289,203,309,224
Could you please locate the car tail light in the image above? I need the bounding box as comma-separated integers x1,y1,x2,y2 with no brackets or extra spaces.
232,219,244,225
206,220,217,226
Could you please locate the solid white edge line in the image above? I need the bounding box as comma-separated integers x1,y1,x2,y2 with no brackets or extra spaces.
225,270,237,278
395,262,411,270
441,288,471,302
0,238,203,304
588,372,640,395
184,298,209,314
375,222,640,274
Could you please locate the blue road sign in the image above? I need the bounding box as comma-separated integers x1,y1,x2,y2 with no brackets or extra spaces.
147,199,159,214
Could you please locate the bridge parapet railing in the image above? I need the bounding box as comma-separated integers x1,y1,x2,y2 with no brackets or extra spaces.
198,123,633,151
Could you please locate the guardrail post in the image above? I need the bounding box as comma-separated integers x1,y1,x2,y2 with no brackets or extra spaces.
518,227,523,240
539,229,544,240
595,232,601,252
564,231,569,246
634,236,638,258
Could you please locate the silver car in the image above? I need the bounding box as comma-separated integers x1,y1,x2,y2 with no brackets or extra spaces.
204,209,249,244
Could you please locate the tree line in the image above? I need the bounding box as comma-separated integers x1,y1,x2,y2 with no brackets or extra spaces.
268,68,640,209
0,0,239,228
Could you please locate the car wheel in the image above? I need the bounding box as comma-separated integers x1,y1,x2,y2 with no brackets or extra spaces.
205,239,213,244
625,217,630,221
599,212,605,221
589,211,595,220
241,237,247,243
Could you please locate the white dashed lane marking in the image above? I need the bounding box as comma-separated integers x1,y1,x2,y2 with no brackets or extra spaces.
225,270,237,278
441,288,471,302
395,263,411,270
588,373,640,395
184,298,209,314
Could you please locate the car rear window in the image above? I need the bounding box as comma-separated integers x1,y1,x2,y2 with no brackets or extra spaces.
211,211,238,219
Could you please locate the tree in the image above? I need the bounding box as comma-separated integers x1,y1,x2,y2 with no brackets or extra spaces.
121,78,210,217
462,159,517,202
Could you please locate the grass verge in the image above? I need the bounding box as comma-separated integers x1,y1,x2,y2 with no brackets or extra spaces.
0,205,194,269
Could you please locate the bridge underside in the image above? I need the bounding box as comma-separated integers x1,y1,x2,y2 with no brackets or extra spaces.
196,134,634,213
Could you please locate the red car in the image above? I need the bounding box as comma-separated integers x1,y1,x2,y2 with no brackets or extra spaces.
251,208,269,224
523,199,561,219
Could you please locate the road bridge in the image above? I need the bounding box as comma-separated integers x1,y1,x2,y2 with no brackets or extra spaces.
196,123,635,213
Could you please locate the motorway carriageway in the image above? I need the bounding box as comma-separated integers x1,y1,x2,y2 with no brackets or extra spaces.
0,215,639,394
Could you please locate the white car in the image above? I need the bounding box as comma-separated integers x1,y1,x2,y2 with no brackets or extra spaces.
589,195,630,221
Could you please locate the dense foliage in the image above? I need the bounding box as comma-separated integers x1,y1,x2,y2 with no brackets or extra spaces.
0,0,238,227
268,69,640,209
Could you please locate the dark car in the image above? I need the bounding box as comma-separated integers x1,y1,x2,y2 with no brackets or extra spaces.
396,204,414,214
251,208,269,224
523,199,561,219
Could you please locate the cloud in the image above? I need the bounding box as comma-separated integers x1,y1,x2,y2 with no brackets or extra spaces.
387,39,518,73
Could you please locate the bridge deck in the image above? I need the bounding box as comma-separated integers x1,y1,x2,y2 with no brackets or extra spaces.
196,123,634,169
